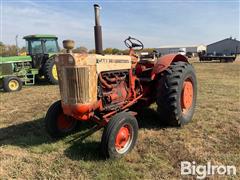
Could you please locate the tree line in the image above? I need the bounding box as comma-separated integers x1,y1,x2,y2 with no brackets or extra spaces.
1,41,155,57
0,42,26,57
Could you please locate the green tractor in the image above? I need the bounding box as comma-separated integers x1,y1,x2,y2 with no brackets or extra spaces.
0,34,59,92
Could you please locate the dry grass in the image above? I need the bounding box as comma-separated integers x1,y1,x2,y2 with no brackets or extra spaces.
0,59,239,179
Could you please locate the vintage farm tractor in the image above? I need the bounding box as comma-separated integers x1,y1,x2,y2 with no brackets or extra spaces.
45,4,197,158
23,34,60,84
0,35,59,92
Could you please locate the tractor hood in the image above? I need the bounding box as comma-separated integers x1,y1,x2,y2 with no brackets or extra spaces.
55,53,131,74
0,56,31,64
54,53,132,105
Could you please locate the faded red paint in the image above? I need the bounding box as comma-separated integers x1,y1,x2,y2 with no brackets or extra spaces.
181,78,193,114
151,54,188,79
57,113,75,130
62,101,101,121
115,125,131,150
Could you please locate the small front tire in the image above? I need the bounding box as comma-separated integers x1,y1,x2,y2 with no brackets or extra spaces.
3,76,22,92
101,112,138,159
45,100,79,138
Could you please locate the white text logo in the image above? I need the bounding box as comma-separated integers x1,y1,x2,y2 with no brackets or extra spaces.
181,161,236,179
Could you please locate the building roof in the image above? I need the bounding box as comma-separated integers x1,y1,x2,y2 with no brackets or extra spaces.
23,34,58,39
158,44,205,49
207,37,240,46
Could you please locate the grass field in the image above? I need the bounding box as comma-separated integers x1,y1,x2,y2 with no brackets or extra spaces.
0,59,239,179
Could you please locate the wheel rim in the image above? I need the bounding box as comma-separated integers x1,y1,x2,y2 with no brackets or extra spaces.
52,64,58,80
57,113,75,132
8,80,19,91
115,124,133,154
181,78,193,114
38,75,45,80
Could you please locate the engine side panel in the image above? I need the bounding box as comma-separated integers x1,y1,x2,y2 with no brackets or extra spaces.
99,70,129,111
95,54,131,74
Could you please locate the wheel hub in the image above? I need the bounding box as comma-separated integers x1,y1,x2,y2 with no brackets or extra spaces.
52,64,58,80
57,114,74,131
115,126,130,151
8,80,19,91
181,79,193,113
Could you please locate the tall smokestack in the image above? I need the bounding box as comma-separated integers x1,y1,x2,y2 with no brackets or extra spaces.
94,4,103,54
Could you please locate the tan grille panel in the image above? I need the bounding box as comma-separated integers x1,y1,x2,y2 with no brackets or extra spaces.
63,67,89,104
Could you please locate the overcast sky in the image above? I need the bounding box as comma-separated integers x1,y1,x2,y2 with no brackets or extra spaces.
1,0,239,49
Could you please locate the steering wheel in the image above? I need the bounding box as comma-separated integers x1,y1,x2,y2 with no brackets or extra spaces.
124,36,144,50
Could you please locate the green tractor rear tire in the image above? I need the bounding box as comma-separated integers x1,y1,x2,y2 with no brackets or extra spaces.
43,59,58,85
3,76,23,92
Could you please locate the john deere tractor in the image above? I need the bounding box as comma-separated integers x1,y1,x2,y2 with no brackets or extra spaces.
0,34,59,92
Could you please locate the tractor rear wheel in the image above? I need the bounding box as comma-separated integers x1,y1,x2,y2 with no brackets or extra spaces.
3,76,22,92
101,112,138,159
156,61,197,126
43,59,58,84
45,100,79,138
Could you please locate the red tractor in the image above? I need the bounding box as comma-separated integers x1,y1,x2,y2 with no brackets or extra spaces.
45,4,197,159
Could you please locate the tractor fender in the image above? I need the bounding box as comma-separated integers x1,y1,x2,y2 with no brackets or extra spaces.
151,54,188,80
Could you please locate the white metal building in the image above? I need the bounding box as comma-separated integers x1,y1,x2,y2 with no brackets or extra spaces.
207,37,240,56
157,45,206,56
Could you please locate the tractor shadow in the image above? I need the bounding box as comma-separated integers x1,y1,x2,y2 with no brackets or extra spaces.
65,107,172,161
0,118,52,147
0,117,102,161
64,140,104,161
135,107,169,129
34,81,57,86
64,121,105,161
0,108,172,161
0,118,95,148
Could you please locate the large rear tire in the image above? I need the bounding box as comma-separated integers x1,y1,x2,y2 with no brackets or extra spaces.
45,100,79,138
156,61,197,126
43,58,58,85
101,112,138,159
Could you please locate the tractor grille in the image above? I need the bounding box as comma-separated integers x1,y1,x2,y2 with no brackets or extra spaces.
62,67,89,104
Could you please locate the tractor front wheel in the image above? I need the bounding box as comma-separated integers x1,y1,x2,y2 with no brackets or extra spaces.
45,100,79,138
3,76,22,92
43,58,58,84
101,112,138,159
157,61,197,126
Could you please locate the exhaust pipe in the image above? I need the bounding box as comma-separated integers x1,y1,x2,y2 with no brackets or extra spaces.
94,4,103,54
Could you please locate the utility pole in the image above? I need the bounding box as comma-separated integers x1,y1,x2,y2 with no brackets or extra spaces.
16,34,19,55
